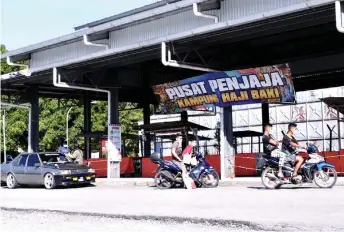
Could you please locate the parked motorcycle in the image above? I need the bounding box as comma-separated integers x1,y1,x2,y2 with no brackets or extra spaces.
261,143,337,189
150,152,219,189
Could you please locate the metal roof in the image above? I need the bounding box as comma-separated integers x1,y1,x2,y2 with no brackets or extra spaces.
320,97,344,115
1,0,205,60
233,130,263,137
74,0,181,31
140,121,212,133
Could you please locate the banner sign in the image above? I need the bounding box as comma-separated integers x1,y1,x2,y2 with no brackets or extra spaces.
152,64,295,113
107,124,122,162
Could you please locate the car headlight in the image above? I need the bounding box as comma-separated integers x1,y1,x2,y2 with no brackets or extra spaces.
59,170,71,175
88,168,95,173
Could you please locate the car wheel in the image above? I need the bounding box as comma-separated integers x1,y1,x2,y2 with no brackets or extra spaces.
44,173,56,189
6,173,19,189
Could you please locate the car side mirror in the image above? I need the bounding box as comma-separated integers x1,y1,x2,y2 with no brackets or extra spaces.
34,163,41,167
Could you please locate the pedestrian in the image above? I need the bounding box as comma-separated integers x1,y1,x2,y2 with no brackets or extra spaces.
17,145,25,154
65,143,83,164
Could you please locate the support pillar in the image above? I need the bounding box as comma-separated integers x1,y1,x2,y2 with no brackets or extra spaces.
143,104,151,157
83,92,91,159
110,89,119,124
262,103,269,131
181,111,188,149
28,87,39,152
108,88,120,178
220,107,234,179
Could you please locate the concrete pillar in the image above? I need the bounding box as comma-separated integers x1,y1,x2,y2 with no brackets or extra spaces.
108,88,120,178
110,89,119,124
220,107,234,179
28,86,39,152
143,104,151,157
181,111,188,149
83,92,91,159
262,103,269,131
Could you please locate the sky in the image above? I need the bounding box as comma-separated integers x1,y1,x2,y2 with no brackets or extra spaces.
0,0,160,51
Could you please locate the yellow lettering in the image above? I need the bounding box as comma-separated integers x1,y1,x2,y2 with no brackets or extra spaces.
251,90,260,99
184,98,191,107
208,94,219,103
243,91,249,100
259,89,268,99
177,99,185,108
266,88,275,98
274,88,280,98
230,92,238,101
222,93,231,102
189,97,199,106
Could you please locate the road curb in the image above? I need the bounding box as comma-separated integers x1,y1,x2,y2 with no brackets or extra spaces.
94,177,344,188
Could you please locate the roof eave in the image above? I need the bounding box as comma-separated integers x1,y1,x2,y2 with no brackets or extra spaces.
1,0,203,60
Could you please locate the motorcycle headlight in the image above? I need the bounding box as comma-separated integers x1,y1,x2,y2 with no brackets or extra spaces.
88,168,95,173
59,170,71,175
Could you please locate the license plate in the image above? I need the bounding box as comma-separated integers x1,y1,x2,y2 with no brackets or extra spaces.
86,176,91,180
78,177,84,182
72,177,78,181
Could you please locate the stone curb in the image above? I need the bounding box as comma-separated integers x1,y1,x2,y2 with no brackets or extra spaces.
94,177,344,188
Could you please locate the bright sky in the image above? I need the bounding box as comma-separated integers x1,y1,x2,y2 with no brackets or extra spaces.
0,0,160,51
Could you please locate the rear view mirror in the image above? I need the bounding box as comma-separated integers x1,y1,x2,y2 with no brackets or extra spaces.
34,163,41,167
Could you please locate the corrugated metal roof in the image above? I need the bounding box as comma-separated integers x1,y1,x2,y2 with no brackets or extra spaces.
1,0,205,60
74,0,181,31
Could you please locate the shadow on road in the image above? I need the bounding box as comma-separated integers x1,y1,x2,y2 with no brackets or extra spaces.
1,184,96,190
247,186,321,190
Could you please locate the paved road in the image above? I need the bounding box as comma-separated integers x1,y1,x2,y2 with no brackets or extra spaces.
1,184,344,231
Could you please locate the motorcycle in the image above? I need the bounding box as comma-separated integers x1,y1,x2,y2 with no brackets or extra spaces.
261,143,337,189
150,152,219,190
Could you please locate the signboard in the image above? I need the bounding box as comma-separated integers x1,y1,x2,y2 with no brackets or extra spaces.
152,63,295,113
107,124,122,162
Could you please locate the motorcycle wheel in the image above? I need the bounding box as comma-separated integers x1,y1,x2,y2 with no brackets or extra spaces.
261,167,282,189
200,170,219,188
154,171,173,190
313,167,337,188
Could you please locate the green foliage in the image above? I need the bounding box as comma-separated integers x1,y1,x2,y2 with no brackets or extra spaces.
119,104,143,156
1,44,28,75
1,44,143,155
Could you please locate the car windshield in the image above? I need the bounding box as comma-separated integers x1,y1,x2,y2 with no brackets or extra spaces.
39,153,69,164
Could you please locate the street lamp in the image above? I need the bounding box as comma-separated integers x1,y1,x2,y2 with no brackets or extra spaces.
66,107,73,146
66,101,97,146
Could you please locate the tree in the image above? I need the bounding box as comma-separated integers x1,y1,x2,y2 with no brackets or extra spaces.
1,44,28,74
1,44,143,155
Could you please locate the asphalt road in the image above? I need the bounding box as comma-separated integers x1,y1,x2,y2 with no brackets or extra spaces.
1,184,344,231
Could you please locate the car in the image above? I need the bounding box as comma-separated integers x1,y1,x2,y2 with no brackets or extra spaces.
1,152,96,189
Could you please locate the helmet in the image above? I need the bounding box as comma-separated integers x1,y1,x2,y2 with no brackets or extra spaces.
307,144,318,154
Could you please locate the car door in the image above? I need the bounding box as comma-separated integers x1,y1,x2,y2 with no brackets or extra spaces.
25,154,43,185
12,154,28,184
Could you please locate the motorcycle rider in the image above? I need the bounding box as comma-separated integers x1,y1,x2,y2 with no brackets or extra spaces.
58,140,71,155
171,134,187,184
262,123,286,178
282,123,307,181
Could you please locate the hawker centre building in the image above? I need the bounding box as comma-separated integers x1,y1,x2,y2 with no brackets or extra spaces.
1,0,344,178
141,86,344,156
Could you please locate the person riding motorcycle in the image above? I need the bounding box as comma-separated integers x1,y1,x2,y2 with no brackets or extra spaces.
171,134,187,184
282,123,307,181
262,123,286,178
